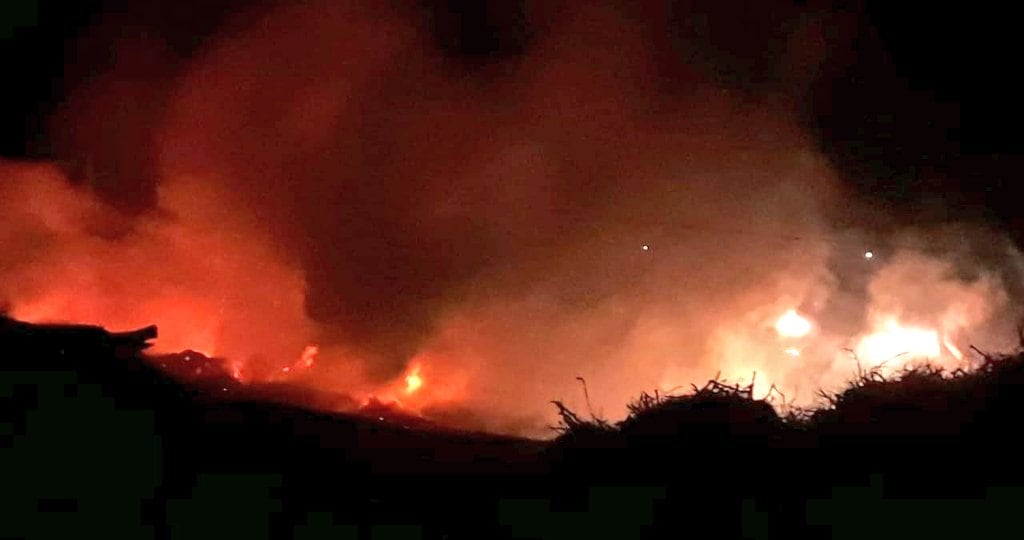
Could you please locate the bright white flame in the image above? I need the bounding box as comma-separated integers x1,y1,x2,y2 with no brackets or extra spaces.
864,251,874,259
943,336,964,361
775,309,812,338
855,319,941,366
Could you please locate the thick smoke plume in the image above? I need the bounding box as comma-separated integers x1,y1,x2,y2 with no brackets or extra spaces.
2,1,1021,436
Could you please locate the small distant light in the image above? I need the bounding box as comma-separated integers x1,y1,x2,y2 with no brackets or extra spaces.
222,387,228,392
864,251,874,259
282,366,291,372
784,347,801,357
378,417,384,421
642,245,650,251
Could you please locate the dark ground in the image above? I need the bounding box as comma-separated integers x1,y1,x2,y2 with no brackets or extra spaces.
4,317,1024,539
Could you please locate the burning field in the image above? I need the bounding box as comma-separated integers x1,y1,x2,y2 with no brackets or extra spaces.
1,0,1023,438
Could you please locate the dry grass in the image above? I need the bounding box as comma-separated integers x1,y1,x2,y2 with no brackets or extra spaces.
552,337,1024,444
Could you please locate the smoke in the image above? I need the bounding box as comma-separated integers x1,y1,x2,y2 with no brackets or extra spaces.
2,1,1021,436
0,161,319,378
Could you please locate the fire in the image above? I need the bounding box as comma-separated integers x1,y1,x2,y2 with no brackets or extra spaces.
0,0,1014,439
229,361,244,381
356,358,462,412
943,337,964,361
273,344,320,377
854,318,942,366
775,309,812,338
300,345,319,367
405,365,424,395
348,362,434,421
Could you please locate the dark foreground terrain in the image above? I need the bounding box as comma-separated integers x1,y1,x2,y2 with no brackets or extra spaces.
4,316,1024,539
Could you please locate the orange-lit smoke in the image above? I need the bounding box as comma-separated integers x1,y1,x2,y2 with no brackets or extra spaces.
0,162,318,378
701,242,1020,404
2,1,1022,437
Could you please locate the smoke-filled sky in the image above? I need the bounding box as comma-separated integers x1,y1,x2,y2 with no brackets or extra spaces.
1,0,1023,436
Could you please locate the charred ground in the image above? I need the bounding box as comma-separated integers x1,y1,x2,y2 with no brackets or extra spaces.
4,317,1024,538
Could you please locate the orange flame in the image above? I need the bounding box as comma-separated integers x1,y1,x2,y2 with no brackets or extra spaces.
405,365,424,395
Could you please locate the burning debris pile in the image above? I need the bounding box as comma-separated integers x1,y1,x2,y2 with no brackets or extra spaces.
141,336,455,428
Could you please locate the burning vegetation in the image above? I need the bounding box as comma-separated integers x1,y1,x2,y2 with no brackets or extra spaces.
5,0,1024,536
0,0,1022,437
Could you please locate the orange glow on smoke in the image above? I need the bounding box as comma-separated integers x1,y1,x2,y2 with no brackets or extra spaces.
2,2,1017,439
10,291,220,357
1,159,1010,438
229,361,245,381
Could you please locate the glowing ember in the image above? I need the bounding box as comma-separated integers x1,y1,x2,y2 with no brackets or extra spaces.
855,319,941,366
775,309,812,338
300,345,319,368
405,366,424,395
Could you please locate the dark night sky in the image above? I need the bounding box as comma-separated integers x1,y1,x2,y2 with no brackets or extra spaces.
1,0,1022,238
